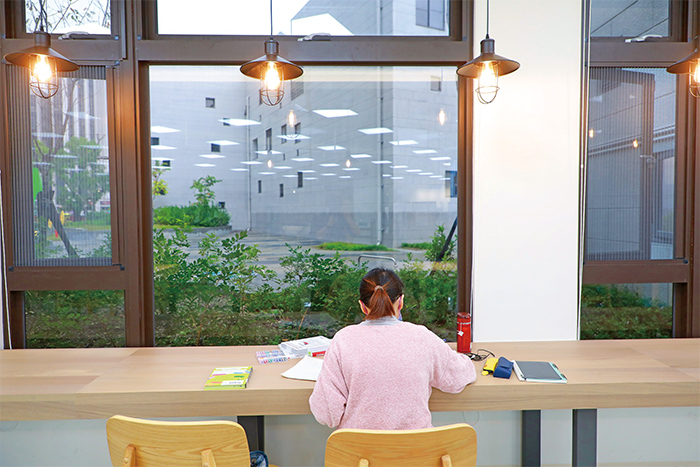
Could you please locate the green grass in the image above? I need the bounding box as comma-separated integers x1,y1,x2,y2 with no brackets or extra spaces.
317,242,392,251
401,242,431,250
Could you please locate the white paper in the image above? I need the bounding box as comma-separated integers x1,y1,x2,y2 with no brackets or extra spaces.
281,356,323,381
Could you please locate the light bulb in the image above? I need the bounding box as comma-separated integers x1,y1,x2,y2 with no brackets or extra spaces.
267,159,273,168
438,109,446,126
32,55,53,83
345,159,351,168
632,139,639,148
287,110,297,127
476,61,499,104
690,59,700,98
264,62,282,92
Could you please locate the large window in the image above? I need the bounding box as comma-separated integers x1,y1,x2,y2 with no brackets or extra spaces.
149,66,459,345
581,0,697,339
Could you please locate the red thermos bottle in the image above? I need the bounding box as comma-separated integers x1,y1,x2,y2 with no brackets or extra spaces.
457,311,471,353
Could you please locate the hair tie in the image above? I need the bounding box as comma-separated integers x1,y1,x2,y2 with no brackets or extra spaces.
374,285,383,291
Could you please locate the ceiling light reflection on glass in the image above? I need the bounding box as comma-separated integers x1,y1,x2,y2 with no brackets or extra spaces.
318,145,346,151
390,140,419,146
358,127,393,135
350,154,372,159
313,109,358,118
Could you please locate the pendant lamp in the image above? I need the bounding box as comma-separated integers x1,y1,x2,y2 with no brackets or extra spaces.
240,0,303,106
457,0,519,104
667,36,700,98
3,0,79,99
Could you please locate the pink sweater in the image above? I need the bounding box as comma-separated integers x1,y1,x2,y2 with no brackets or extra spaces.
308,318,476,430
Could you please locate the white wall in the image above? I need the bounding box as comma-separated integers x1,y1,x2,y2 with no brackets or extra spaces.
471,0,582,342
2,408,699,466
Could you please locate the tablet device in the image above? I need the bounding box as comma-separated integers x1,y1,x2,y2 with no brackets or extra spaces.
512,361,567,383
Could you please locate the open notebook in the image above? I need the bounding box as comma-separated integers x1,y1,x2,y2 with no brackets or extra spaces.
281,356,323,381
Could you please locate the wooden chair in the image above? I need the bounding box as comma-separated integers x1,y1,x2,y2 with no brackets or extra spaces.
106,415,251,467
324,423,477,467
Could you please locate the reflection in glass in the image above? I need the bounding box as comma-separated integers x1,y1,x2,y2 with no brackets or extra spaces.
25,290,125,348
590,0,670,38
150,66,458,346
158,0,449,36
585,68,675,261
25,0,111,34
580,283,672,339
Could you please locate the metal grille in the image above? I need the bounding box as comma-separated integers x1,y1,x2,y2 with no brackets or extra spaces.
8,65,112,266
585,67,676,261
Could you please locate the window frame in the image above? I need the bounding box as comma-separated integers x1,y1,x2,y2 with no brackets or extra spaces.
581,0,700,337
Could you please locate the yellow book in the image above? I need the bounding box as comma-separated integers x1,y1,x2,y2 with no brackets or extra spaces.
204,366,253,390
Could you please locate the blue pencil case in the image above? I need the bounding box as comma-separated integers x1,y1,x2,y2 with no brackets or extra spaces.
493,357,513,379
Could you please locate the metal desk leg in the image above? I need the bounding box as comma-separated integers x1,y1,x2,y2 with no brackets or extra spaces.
522,410,541,466
238,415,264,452
573,409,597,467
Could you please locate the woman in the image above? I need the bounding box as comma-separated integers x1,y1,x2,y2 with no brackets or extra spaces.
309,267,476,430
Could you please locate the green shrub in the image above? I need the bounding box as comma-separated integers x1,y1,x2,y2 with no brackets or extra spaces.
425,224,456,262
153,204,230,227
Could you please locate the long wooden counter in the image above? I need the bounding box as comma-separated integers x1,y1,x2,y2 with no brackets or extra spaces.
1,339,699,421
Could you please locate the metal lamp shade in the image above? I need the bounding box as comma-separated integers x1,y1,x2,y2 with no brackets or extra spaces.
667,37,700,98
240,39,303,81
4,31,79,73
457,37,520,79
241,39,303,106
4,32,79,99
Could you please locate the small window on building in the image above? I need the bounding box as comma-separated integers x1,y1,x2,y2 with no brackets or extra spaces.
258,180,262,194
211,143,221,153
291,80,304,100
266,128,272,152
252,138,259,159
445,170,457,198
279,183,284,198
298,172,303,188
430,76,442,92
151,137,160,146
281,124,287,144
162,159,171,168
218,201,225,209
294,122,301,144
205,97,215,108
416,0,445,31
223,118,231,126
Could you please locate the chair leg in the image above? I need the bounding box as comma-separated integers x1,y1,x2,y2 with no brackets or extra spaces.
123,445,135,467
441,454,453,467
202,449,218,467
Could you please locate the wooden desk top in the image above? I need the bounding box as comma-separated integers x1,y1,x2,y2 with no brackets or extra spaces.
1,339,698,421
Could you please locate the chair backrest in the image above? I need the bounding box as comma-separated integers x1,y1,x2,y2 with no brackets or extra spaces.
106,415,251,467
324,423,477,467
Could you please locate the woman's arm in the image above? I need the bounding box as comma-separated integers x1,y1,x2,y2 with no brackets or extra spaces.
308,343,348,428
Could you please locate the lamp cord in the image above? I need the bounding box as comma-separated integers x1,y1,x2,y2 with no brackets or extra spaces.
486,0,490,38
269,0,273,38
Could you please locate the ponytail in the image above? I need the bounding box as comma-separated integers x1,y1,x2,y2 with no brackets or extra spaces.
359,268,404,320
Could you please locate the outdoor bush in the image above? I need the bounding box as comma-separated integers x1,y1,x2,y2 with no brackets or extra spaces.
279,245,356,312
153,204,230,228
424,224,456,262
580,284,671,340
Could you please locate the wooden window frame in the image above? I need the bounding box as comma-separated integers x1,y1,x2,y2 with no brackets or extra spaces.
582,0,700,337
